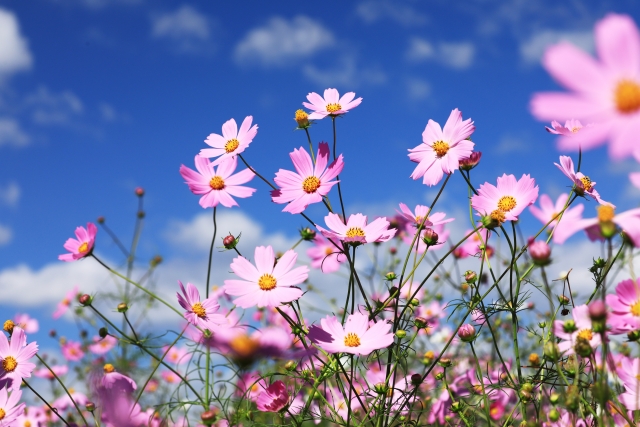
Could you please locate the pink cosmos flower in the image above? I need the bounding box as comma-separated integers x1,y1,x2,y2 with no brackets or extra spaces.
307,235,345,273
61,340,84,362
0,388,24,426
631,171,640,189
303,88,362,120
15,406,45,427
606,279,640,333
553,305,601,356
408,108,475,186
555,156,612,206
0,327,38,391
59,222,97,261
161,370,181,384
400,222,449,254
236,371,267,400
180,155,256,209
456,228,492,258
13,313,38,334
52,388,88,411
162,345,189,366
88,335,118,355
471,174,539,225
554,205,640,246
256,380,289,412
531,14,640,160
616,357,640,410
34,364,68,380
271,142,344,214
307,312,394,355
177,281,227,330
224,246,308,308
199,116,258,165
102,363,137,392
545,119,597,151
52,286,79,319
316,213,397,245
529,193,584,243
396,203,455,229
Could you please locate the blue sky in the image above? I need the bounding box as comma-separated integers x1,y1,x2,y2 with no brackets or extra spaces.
1,0,639,332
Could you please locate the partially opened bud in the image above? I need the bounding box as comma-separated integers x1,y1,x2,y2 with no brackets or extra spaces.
457,324,476,342
422,229,439,246
529,240,551,266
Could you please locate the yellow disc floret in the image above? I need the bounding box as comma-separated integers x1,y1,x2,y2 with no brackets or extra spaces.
432,141,450,157
3,320,14,334
225,139,240,153
2,356,17,373
78,242,89,254
344,332,361,347
302,176,321,193
258,274,277,291
346,227,366,238
497,196,517,212
209,176,225,190
615,80,640,114
326,103,342,114
577,329,593,341
0,408,5,421
579,176,593,192
103,363,115,373
597,205,615,222
490,209,506,224
191,302,207,318
631,300,640,316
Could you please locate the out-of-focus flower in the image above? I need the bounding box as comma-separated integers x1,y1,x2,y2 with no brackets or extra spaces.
316,213,396,245
529,193,584,243
307,235,345,273
408,108,475,186
224,246,308,308
303,88,362,120
52,286,79,319
529,240,551,266
88,335,118,355
531,14,640,160
102,363,137,392
162,345,189,366
0,388,24,426
459,151,482,171
271,142,344,214
59,223,97,261
553,305,601,356
177,281,227,330
52,388,88,411
607,279,640,333
555,156,612,206
13,313,38,334
616,357,640,410
554,205,640,246
0,327,38,391
199,116,258,166
471,174,539,226
34,364,68,380
256,380,289,412
456,228,492,258
180,155,256,209
308,312,394,355
61,340,84,362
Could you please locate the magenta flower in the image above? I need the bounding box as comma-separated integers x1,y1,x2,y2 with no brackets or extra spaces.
606,279,640,333
457,324,476,342
408,108,475,186
303,88,362,120
177,281,227,330
0,327,38,391
52,286,79,319
553,305,601,356
59,222,97,261
529,193,584,243
553,205,640,246
52,389,87,411
256,380,290,412
307,235,345,273
396,203,454,229
102,364,137,392
316,213,397,245
180,155,256,209
61,340,84,362
555,156,612,206
0,388,25,426
271,143,344,214
531,14,640,160
199,116,258,165
223,246,308,308
307,312,394,355
88,334,118,355
471,174,539,225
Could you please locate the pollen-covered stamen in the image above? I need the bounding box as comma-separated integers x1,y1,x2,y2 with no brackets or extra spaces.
597,205,615,222
103,363,115,373
3,320,14,333
615,80,640,114
302,176,321,193
209,176,225,190
577,329,593,341
225,139,240,153
191,302,207,318
631,301,640,316
579,176,592,192
345,227,366,238
326,103,342,114
571,127,581,133
229,335,259,358
2,356,17,372
432,141,450,157
324,247,334,256
78,242,89,254
344,332,361,347
497,196,517,212
490,209,506,224
258,274,277,291
0,408,5,421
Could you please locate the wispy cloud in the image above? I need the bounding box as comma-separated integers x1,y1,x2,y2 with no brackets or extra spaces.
405,77,431,100
0,118,29,147
303,56,386,87
151,5,212,54
0,7,33,80
520,29,593,64
24,86,84,125
406,37,475,69
0,182,20,207
356,0,427,27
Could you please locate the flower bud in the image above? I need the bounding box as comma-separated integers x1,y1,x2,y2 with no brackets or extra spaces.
78,294,92,306
543,342,560,361
548,409,560,422
588,300,607,321
464,270,477,284
284,360,297,371
385,272,397,281
528,353,540,367
395,329,406,339
99,327,108,338
538,321,546,328
561,308,569,316
96,216,105,224
388,286,398,296
481,213,501,230
529,240,551,266
457,324,476,342
374,383,388,395
201,408,218,425
410,373,422,386
389,247,397,255
450,401,462,413
150,255,163,267
423,350,435,363
137,210,145,219
294,109,310,128
549,392,560,404
85,402,96,412
414,317,428,329
3,320,15,334
574,336,592,357
593,257,606,268
223,234,238,250
438,358,452,368
519,390,532,403
299,227,316,241
434,372,445,380
562,320,576,333
117,302,128,313
459,151,482,171
422,229,439,246
135,187,145,197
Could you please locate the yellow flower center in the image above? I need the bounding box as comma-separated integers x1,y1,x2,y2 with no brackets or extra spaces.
103,363,115,373
191,302,207,318
258,274,277,291
571,127,580,133
325,247,334,256
346,227,365,238
615,80,640,114
577,329,593,341
597,205,615,222
326,103,342,114
24,421,32,427
490,209,506,224
490,406,500,417
209,176,225,190
225,139,240,153
3,320,14,333
229,335,260,358
579,176,592,191
432,141,450,157
497,196,517,212
302,176,321,193
2,356,17,372
344,332,361,347
631,300,640,316
78,242,89,253
295,109,308,122
424,350,434,359
0,408,5,421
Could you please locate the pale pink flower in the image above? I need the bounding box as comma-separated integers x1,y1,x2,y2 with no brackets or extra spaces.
15,406,45,427
271,142,344,214
456,228,492,258
555,156,612,206
529,193,584,243
396,203,454,229
61,340,84,362
34,364,68,380
88,335,118,355
52,286,79,319
102,364,137,392
236,371,267,400
307,312,394,355
531,14,640,159
471,174,539,225
0,388,25,426
0,327,38,391
199,116,258,165
177,281,227,330
303,88,362,120
616,357,640,410
59,223,97,261
316,213,396,245
162,345,189,366
180,155,256,208
256,380,289,412
307,235,345,273
224,246,308,308
52,389,87,411
408,108,475,186
631,171,640,189
13,313,38,334
553,305,601,356
606,279,640,333
545,119,597,152
553,205,640,246
161,370,181,384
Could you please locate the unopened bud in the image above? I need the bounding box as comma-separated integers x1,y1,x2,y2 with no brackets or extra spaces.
438,358,452,368
223,234,238,250
294,109,310,128
284,360,297,371
464,270,477,284
135,187,145,197
434,372,445,380
563,320,576,333
450,401,462,413
528,353,540,367
374,383,388,394
529,240,551,266
137,210,145,219
422,229,439,246
557,295,570,305
117,302,128,313
459,151,482,171
574,336,592,357
395,329,406,339
457,324,476,342
385,272,397,281
588,300,607,321
410,298,419,307
201,408,218,424
97,216,105,224
414,317,428,329
549,392,560,404
299,227,316,241
99,327,108,338
543,342,560,361
410,373,422,386
78,294,92,306
388,286,398,296
150,255,163,267
85,402,96,412
548,409,560,422
628,330,640,342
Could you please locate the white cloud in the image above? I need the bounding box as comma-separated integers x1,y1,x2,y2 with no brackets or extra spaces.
303,56,386,87
0,224,11,245
405,77,431,100
0,8,33,78
0,181,20,207
235,16,334,67
0,118,29,146
151,5,211,53
406,38,475,69
520,29,593,64
24,86,84,125
356,0,427,27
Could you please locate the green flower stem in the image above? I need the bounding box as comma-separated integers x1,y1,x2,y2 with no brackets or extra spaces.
304,127,316,164
470,342,493,426
23,379,72,427
206,206,217,299
331,116,347,221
